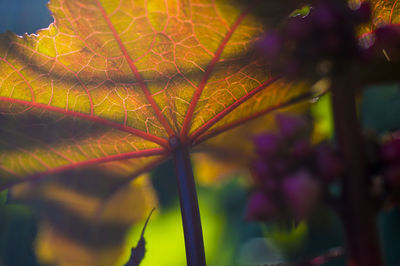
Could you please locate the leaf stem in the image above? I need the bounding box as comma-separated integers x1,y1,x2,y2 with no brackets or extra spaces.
170,136,206,266
330,79,383,266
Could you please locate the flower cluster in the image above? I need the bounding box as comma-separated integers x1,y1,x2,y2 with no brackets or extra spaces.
246,115,343,222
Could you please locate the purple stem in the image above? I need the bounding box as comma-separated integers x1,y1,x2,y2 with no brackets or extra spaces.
330,79,383,266
170,136,206,266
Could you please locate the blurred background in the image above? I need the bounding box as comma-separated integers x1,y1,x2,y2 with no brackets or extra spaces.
0,1,399,265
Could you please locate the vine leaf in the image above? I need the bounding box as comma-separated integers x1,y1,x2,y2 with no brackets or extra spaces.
0,0,310,190
0,0,396,265
0,1,310,264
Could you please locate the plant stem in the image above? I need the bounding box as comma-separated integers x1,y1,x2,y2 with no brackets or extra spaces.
170,136,206,266
330,79,383,266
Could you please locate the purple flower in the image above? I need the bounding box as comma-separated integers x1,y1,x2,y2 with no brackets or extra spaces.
283,170,321,220
315,144,344,181
258,32,283,60
246,191,277,221
276,114,309,138
253,133,281,157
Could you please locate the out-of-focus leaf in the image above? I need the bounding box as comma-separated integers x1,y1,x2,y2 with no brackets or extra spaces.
192,152,248,186
10,173,157,266
126,185,227,266
311,93,334,142
267,221,308,257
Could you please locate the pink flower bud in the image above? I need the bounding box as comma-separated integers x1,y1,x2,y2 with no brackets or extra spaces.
258,32,283,60
275,115,309,138
283,170,320,220
315,144,344,181
253,134,281,157
246,191,277,221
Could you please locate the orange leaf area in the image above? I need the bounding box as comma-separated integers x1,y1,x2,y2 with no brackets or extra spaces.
0,0,311,189
0,1,313,264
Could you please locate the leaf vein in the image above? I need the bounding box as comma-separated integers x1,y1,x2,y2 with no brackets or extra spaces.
0,97,168,147
180,6,250,139
94,0,174,137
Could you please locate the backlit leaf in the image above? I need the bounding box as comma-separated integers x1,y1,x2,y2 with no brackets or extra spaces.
0,0,395,265
0,0,311,190
0,1,316,264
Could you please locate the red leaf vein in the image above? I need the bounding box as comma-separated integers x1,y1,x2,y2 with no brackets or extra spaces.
0,147,167,192
193,92,313,146
180,6,251,140
0,97,168,147
189,76,280,143
94,0,175,137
